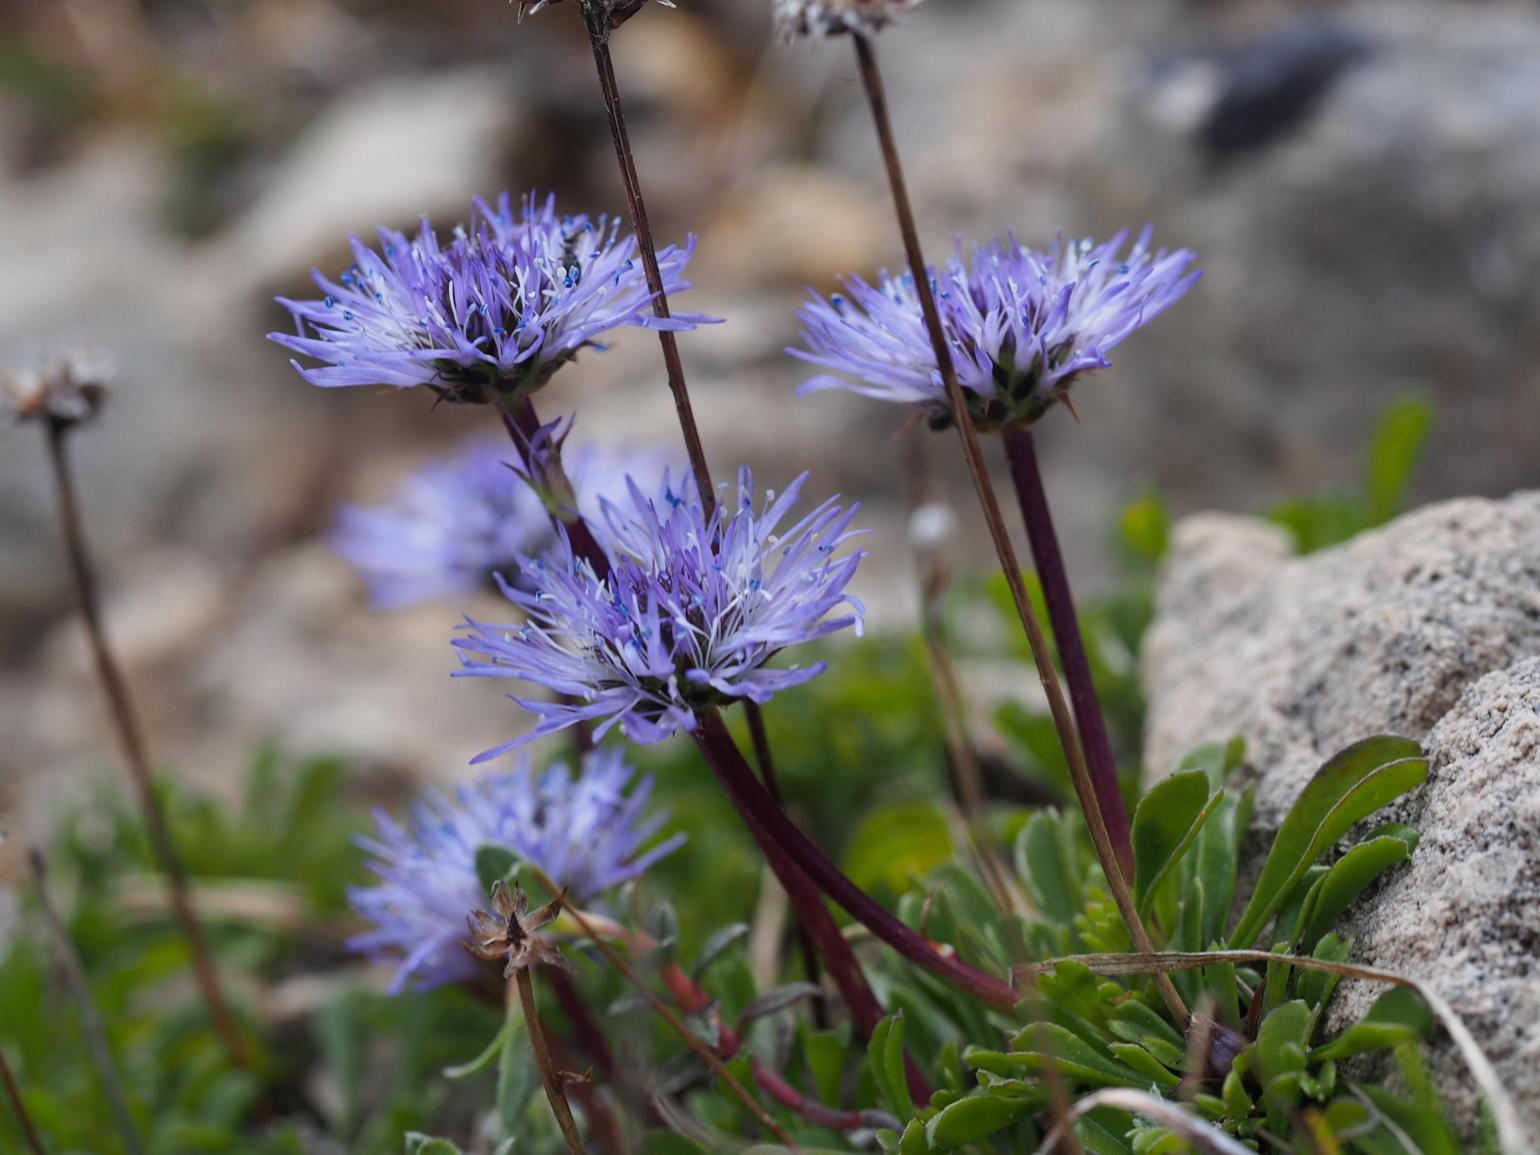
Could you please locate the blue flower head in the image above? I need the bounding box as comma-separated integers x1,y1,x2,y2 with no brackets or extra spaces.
453,468,866,757
791,229,1199,428
332,431,673,610
349,747,682,993
272,192,713,403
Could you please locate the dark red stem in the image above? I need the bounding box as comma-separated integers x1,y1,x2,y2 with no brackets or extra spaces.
692,709,1019,1014
1001,424,1133,876
751,1057,897,1132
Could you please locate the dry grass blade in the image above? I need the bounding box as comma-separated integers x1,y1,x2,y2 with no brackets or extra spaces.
1016,950,1534,1155
1036,1088,1257,1154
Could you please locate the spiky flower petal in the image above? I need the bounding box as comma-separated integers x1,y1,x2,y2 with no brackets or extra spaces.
349,747,681,992
453,469,866,755
332,433,669,610
791,229,1199,428
271,192,713,403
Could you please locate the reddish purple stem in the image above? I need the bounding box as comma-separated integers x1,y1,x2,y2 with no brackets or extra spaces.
691,709,1019,1014
1001,423,1133,876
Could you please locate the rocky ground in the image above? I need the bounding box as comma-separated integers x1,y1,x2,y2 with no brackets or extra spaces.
1143,493,1540,1133
2,0,1539,882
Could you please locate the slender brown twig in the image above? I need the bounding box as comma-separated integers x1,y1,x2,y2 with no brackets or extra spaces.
847,32,1187,1026
532,871,799,1148
516,969,589,1155
1002,423,1132,875
575,0,713,509
42,419,249,1066
901,432,1019,916
28,849,146,1155
567,5,843,1016
0,1045,44,1155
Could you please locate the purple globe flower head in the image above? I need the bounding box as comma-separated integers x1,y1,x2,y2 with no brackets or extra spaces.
791,229,1200,430
332,438,550,610
349,746,683,993
271,191,715,404
333,431,674,610
453,468,866,758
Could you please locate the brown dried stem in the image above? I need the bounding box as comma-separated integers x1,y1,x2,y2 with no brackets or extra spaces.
0,1046,44,1155
847,31,1187,1026
516,968,589,1155
42,418,249,1067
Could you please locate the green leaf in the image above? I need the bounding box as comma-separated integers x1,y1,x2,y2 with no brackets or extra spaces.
996,1023,1150,1089
692,922,750,978
1311,988,1433,1063
1119,494,1170,565
1132,770,1222,915
475,843,520,896
843,803,954,897
925,1093,1036,1149
801,1028,848,1107
1296,933,1352,1009
899,1118,930,1155
1297,830,1417,952
1229,736,1426,948
868,1012,915,1122
496,999,538,1132
1253,1000,1311,1113
443,1023,509,1081
1366,396,1433,526
405,1136,464,1155
1079,1113,1137,1155
1105,1043,1181,1088
1015,810,1082,925
739,983,821,1025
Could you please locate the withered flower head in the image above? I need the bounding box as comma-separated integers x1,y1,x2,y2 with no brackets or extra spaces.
2,352,113,427
515,0,674,32
464,879,576,977
773,0,924,41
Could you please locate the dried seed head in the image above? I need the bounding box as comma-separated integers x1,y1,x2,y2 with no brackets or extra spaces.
773,0,924,41
463,878,576,977
515,0,675,32
2,352,113,427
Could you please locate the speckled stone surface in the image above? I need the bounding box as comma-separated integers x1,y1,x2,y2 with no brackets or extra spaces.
1142,493,1540,1135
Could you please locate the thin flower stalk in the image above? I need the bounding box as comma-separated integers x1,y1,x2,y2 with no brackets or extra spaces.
515,968,589,1155
561,2,832,1015
42,419,249,1066
1001,423,1133,875
572,0,714,508
29,850,146,1155
530,867,799,1148
693,707,1020,1012
0,1048,44,1155
846,31,1187,1025
901,433,1019,916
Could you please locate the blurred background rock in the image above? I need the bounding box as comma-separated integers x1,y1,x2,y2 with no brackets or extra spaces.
2,0,1538,865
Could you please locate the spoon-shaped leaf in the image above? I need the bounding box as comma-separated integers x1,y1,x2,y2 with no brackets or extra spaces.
1132,770,1223,916
1229,736,1426,948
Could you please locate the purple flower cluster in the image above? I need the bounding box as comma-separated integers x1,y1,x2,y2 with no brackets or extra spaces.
791,229,1199,427
271,192,713,403
349,747,682,992
332,433,669,610
453,469,866,756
